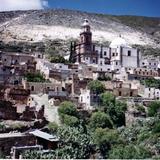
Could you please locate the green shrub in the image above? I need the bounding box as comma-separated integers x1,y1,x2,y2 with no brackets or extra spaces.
25,72,46,83
89,111,113,129
148,101,160,117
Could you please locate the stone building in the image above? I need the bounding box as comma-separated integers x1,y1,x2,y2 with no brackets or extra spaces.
1,53,35,67
0,100,17,120
127,67,159,80
104,80,139,97
6,88,30,104
22,79,63,94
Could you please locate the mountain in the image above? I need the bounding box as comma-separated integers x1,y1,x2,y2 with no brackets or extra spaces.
0,9,160,55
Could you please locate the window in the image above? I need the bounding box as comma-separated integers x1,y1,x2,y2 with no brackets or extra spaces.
116,53,118,56
130,92,133,97
86,36,89,43
112,53,115,56
81,36,83,42
31,86,34,91
116,62,118,65
128,50,131,56
119,91,122,96
93,45,95,51
104,51,107,56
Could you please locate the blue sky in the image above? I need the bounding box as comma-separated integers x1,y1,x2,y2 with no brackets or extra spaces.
47,0,160,17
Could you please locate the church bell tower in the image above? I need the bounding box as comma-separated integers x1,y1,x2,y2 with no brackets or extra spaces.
80,19,92,45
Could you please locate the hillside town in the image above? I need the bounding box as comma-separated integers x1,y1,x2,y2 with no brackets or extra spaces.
0,19,160,159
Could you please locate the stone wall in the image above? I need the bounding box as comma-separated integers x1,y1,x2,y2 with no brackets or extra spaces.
0,101,17,120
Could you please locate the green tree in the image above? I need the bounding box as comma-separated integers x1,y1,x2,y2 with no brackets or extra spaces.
100,92,127,127
56,126,93,159
89,111,113,130
88,80,105,94
62,114,79,127
148,101,160,117
58,101,77,117
93,128,121,158
108,144,151,159
25,72,46,82
50,55,67,63
58,101,79,126
100,92,115,107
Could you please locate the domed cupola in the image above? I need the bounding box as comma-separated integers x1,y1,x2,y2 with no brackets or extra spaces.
110,35,130,48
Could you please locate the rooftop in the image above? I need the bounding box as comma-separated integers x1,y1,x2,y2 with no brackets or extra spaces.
0,132,27,139
29,129,59,142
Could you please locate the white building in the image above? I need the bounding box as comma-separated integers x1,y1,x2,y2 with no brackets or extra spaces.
142,87,160,100
110,36,141,71
141,58,159,70
79,89,92,110
36,59,70,79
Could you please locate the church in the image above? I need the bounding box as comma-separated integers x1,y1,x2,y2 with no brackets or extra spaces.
70,19,141,72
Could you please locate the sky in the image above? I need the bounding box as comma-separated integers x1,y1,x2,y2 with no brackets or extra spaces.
0,0,159,17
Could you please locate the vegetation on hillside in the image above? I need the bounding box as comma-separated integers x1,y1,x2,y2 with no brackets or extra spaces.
22,101,160,159
140,78,160,88
22,84,160,159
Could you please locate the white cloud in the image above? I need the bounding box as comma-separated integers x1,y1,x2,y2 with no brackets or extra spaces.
0,0,49,11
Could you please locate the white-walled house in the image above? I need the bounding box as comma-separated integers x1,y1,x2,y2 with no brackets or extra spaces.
140,85,160,100
36,59,70,79
141,58,159,70
79,89,92,110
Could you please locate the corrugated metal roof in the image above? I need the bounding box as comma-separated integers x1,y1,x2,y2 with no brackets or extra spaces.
29,130,59,142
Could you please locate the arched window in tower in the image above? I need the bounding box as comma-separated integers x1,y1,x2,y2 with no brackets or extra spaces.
81,36,83,43
86,36,89,43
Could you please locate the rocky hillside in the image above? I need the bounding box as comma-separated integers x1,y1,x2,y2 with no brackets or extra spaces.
0,9,160,55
